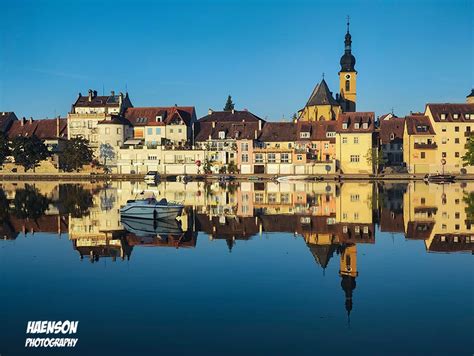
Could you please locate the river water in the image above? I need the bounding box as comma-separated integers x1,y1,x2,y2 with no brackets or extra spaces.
0,180,472,355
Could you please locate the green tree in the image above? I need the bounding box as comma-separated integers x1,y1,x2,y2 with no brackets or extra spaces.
366,147,386,174
0,134,11,166
462,137,474,166
11,135,49,172
203,158,212,174
463,192,474,222
227,161,238,174
60,137,93,172
11,185,50,219
223,95,235,111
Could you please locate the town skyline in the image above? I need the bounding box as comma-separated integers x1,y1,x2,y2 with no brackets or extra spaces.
1,0,472,120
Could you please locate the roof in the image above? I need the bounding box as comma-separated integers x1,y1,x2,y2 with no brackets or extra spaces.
296,121,337,142
73,91,125,108
379,117,405,144
97,115,132,126
426,103,474,122
7,118,68,140
306,79,339,107
467,89,474,98
198,110,264,123
405,115,435,135
0,112,17,132
336,112,375,133
124,106,195,126
258,122,297,142
194,120,261,142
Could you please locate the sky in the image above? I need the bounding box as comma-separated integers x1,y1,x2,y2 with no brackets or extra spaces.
0,0,472,120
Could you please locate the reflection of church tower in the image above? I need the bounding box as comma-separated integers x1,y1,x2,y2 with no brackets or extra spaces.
338,17,357,112
339,244,358,322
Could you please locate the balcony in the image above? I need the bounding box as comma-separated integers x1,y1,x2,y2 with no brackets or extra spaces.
414,142,437,149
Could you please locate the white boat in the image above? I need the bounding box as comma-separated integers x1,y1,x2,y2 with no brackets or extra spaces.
276,175,311,182
121,217,183,237
120,197,184,220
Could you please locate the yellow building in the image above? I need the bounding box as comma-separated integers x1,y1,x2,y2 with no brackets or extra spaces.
404,102,474,174
335,112,375,174
298,79,342,121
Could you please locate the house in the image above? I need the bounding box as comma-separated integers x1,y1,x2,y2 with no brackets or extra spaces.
379,115,405,166
403,114,437,174
67,90,133,153
335,112,375,174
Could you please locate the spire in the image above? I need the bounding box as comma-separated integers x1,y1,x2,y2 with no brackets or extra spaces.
340,16,356,72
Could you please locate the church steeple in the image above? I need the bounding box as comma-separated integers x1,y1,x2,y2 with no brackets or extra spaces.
339,16,357,112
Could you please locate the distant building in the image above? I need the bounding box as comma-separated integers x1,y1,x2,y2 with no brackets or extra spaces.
379,115,405,166
0,112,17,133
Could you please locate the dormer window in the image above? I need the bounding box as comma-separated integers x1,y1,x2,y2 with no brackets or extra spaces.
440,114,446,120
453,113,459,120
354,122,360,129
300,132,310,138
342,122,348,129
390,133,395,140
465,114,470,119
326,131,336,138
362,122,368,129
218,131,225,139
156,115,163,122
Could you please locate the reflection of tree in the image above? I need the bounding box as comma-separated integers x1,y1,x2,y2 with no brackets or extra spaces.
100,188,116,211
0,189,10,222
11,185,50,219
463,192,474,222
59,184,94,218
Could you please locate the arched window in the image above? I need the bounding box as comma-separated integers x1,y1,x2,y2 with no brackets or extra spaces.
345,80,350,92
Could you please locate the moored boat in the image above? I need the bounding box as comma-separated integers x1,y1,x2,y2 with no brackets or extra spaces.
120,197,184,220
276,175,311,182
423,174,456,183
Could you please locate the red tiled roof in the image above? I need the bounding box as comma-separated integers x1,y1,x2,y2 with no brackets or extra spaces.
124,106,195,126
426,103,474,122
0,112,17,132
258,122,297,142
336,112,375,133
379,117,405,144
405,115,435,135
199,110,264,123
97,115,132,126
194,121,261,141
7,118,67,140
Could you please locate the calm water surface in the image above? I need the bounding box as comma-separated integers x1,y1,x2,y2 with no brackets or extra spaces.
0,181,472,355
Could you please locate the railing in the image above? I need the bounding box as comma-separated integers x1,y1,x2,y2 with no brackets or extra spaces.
414,143,437,149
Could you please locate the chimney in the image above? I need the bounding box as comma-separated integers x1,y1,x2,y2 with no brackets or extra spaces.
212,121,216,128
21,117,26,126
88,89,93,101
93,90,97,97
56,116,60,137
254,130,257,140
231,109,235,114
78,92,82,98
119,92,124,106
29,117,33,124
111,90,115,97
258,120,262,131
208,108,213,115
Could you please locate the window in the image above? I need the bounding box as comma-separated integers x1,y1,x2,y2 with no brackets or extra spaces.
350,155,360,162
117,128,122,134
345,80,350,91
442,126,446,132
156,128,161,135
442,137,447,144
241,142,249,151
442,152,447,158
169,128,174,133
455,126,459,132
241,153,249,163
268,193,277,203
453,114,459,119
455,138,459,144
254,193,264,203
300,132,310,138
362,123,368,129
218,131,225,139
297,154,303,161
440,114,446,120
326,131,336,138
281,194,290,204
281,153,289,163
147,128,153,135
421,152,426,159
178,129,182,133
342,123,348,129
324,143,329,149
268,153,276,163
354,212,359,220
350,194,360,202
255,153,263,163
354,123,360,129
455,152,460,158
353,137,359,144
342,137,348,144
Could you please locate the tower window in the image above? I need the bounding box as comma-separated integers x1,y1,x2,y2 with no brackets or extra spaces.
345,80,350,92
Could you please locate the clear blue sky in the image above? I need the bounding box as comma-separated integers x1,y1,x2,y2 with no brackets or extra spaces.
0,0,472,120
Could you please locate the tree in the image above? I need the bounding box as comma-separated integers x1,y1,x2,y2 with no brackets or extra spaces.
60,137,93,172
203,158,213,174
366,147,386,174
11,135,49,172
11,185,50,219
223,95,235,111
0,134,10,166
99,143,115,171
59,184,94,218
463,192,474,222
227,161,238,174
462,137,474,166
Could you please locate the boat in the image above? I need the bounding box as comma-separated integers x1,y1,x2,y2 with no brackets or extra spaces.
120,197,184,220
276,175,311,182
423,174,455,183
121,216,183,237
144,171,160,183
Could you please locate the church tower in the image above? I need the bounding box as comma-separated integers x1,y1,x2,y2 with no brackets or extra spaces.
339,17,357,112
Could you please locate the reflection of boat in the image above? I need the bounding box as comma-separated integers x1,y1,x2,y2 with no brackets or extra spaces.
276,175,311,182
144,171,160,184
121,217,183,237
423,174,455,183
120,198,184,220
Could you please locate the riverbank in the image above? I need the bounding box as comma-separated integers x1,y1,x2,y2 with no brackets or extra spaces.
0,172,473,182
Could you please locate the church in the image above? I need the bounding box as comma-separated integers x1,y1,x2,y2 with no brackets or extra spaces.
298,19,358,121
